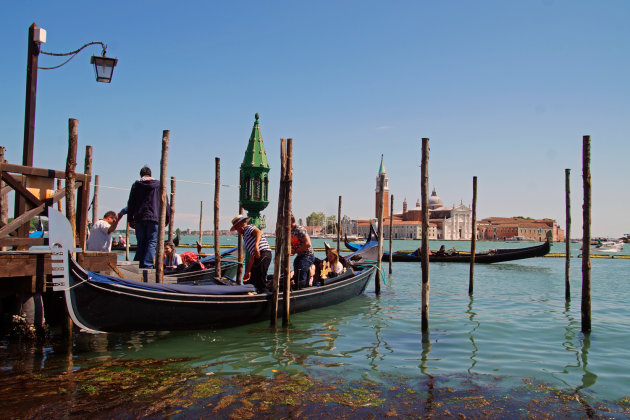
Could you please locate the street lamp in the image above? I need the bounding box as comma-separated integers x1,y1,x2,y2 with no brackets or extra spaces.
22,22,118,166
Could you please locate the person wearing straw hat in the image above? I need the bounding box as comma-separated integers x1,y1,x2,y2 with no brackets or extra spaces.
230,215,272,293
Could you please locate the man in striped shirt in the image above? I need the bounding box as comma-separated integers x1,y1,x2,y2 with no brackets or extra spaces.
230,215,272,293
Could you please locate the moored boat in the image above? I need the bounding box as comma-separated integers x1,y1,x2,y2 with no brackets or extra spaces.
48,207,377,333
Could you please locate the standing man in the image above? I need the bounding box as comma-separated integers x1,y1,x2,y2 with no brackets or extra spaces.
127,166,169,268
290,214,314,288
230,215,272,293
86,210,123,251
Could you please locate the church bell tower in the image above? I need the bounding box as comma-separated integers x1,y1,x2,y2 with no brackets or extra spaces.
375,155,389,218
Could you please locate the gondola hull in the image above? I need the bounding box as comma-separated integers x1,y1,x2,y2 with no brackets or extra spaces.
67,258,374,332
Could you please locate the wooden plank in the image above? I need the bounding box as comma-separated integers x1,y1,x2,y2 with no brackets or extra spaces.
0,162,88,182
0,237,46,246
0,251,116,278
1,171,43,207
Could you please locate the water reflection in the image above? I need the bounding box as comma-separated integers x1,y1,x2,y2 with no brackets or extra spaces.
556,301,597,394
466,296,479,375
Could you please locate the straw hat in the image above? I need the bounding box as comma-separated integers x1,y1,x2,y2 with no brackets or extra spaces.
230,215,251,231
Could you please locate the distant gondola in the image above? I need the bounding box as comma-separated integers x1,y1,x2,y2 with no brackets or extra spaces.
345,225,551,263
49,207,377,333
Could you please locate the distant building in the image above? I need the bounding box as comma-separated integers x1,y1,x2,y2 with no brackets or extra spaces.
477,217,564,242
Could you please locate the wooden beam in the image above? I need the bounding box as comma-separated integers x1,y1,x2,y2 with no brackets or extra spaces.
1,171,43,207
0,162,88,182
0,238,46,247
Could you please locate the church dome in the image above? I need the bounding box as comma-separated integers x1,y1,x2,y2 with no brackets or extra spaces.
428,188,443,209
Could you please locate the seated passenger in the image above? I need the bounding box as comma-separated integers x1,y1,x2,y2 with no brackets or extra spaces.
164,241,183,274
433,245,446,256
323,248,345,279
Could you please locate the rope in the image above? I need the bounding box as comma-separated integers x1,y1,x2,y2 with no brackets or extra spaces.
39,41,107,71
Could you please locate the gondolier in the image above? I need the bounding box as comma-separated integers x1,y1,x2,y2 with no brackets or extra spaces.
230,215,272,293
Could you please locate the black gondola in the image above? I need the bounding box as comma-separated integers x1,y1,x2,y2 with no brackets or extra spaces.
345,225,551,263
49,207,377,333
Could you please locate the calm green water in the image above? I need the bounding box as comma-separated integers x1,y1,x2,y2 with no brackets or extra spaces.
2,237,629,416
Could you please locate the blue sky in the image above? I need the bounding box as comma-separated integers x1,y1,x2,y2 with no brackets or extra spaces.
2,1,629,237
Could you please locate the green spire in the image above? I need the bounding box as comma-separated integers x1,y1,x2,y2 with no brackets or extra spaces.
239,113,271,228
241,113,269,169
378,154,386,174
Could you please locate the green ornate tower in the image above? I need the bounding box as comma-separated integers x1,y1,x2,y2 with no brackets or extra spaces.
239,113,270,228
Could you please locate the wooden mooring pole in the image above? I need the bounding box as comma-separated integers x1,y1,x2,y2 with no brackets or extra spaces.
389,194,394,274
237,204,244,284
214,157,221,278
581,136,591,333
468,176,477,296
125,221,130,261
271,139,288,327
375,172,385,295
155,130,169,284
65,119,78,249
282,138,293,327
57,179,62,212
77,145,92,250
92,175,99,226
0,147,7,252
169,176,176,242
565,169,571,302
420,138,430,333
198,201,203,247
337,195,342,257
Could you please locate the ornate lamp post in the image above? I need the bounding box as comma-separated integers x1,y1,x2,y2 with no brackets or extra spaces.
239,113,270,228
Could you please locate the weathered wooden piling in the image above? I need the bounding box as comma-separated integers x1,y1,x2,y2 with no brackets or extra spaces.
198,201,203,247
375,172,385,294
57,179,62,212
155,130,169,284
169,176,176,242
468,176,477,296
389,194,394,274
282,139,293,327
0,147,7,251
65,119,78,249
271,139,288,327
581,136,591,333
214,157,221,278
420,138,430,332
565,168,571,302
337,196,342,256
77,145,92,250
92,174,99,227
237,204,244,283
125,221,130,261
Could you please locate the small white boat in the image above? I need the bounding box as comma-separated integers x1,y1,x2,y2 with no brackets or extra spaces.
593,241,624,252
504,236,537,242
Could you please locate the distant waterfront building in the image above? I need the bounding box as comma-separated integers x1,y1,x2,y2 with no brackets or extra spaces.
477,217,564,242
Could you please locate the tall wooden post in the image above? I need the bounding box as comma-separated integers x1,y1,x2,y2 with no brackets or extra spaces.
125,221,130,261
92,175,99,225
271,139,287,327
65,119,78,249
214,157,221,278
77,145,92,249
155,130,169,284
420,138,430,332
169,176,176,242
282,138,293,327
57,179,62,212
237,204,244,283
468,176,477,296
337,196,342,256
16,24,40,243
581,136,591,333
198,201,203,247
565,169,571,302
389,194,394,274
375,173,385,294
0,147,6,252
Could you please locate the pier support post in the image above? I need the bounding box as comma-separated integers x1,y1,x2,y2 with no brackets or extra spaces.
389,194,394,274
237,204,244,284
375,172,385,294
169,177,176,242
155,130,169,284
271,139,288,327
282,139,293,327
420,138,430,332
214,157,221,278
77,145,92,250
65,119,78,249
92,174,99,227
337,196,342,257
565,168,571,302
469,176,477,296
198,201,203,248
581,136,591,333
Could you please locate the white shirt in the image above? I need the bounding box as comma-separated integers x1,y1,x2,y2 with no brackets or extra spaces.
86,219,113,251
